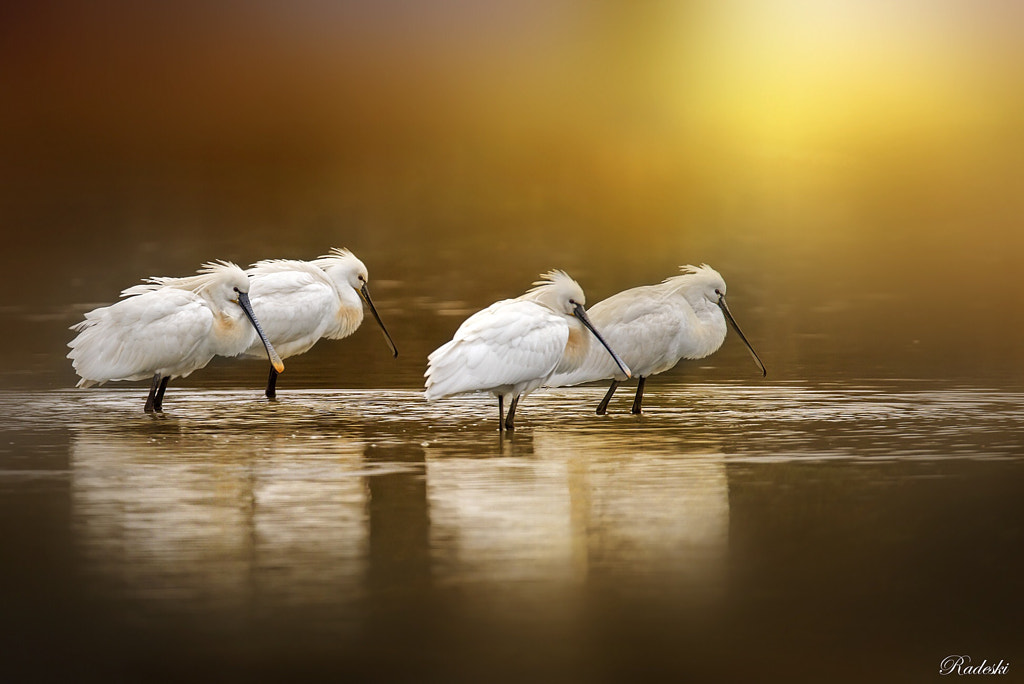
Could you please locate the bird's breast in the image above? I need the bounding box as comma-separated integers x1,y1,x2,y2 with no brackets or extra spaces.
325,303,364,340
211,310,255,354
555,321,588,374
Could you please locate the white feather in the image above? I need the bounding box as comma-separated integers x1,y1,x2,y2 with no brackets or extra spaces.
424,269,628,428
549,264,763,395
425,299,568,401
67,261,266,388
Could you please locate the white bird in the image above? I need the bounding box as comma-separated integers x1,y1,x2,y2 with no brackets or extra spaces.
549,264,766,414
242,248,398,398
68,261,284,413
425,270,631,431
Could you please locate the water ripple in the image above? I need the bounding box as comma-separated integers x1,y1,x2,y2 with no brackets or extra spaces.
1,382,1021,464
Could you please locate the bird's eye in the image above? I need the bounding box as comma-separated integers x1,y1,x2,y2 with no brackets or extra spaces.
233,286,240,293
358,275,366,282
714,289,723,297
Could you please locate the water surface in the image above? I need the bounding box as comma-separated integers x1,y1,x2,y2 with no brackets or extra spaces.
3,383,1021,682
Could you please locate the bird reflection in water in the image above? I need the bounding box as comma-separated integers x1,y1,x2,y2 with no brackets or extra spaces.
70,425,371,613
69,403,731,637
423,429,729,611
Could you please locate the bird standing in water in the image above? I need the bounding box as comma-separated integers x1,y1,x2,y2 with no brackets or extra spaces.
549,264,766,414
425,270,631,431
68,261,284,412
244,248,398,398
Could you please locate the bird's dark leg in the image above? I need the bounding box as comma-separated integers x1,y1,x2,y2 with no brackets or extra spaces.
596,380,620,415
631,376,646,415
265,367,279,399
504,395,520,432
153,376,170,412
498,395,505,432
144,374,161,413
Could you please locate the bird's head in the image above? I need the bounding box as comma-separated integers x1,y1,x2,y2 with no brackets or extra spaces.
675,264,728,309
521,270,631,379
314,248,370,293
198,261,283,373
521,270,586,315
314,247,398,358
188,261,251,305
678,264,766,377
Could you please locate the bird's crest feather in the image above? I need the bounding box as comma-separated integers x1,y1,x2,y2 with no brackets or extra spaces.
312,247,357,269
120,260,245,297
247,258,325,278
525,270,577,296
660,263,722,291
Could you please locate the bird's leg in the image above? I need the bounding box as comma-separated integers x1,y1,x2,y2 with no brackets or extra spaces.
504,395,520,432
596,380,620,415
631,376,646,415
153,376,170,412
498,395,505,432
265,367,279,399
144,374,162,413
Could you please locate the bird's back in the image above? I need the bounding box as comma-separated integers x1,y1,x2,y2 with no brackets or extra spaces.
245,261,339,359
550,282,694,386
425,299,568,400
68,288,215,386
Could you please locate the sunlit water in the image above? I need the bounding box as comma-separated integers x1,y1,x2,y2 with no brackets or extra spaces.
2,382,1022,682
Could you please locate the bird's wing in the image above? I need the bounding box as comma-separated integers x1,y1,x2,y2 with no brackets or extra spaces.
549,286,680,386
425,300,568,400
245,268,337,358
119,283,163,297
68,289,214,385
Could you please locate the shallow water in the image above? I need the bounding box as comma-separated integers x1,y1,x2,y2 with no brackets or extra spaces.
4,2,1024,680
3,382,1022,682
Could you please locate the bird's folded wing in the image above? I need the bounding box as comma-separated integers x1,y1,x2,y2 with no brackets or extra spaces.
69,290,212,384
425,300,567,399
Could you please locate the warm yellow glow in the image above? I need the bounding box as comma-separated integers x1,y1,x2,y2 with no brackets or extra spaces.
697,4,1009,147
4,1,1023,387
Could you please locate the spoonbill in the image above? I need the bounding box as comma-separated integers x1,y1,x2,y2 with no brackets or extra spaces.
243,248,398,398
68,261,284,413
549,264,766,414
425,270,631,431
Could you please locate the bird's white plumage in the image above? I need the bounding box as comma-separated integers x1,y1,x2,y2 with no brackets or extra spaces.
243,258,359,359
68,261,262,387
241,247,394,362
312,248,370,341
236,248,396,399
424,270,628,429
550,264,732,387
425,299,569,401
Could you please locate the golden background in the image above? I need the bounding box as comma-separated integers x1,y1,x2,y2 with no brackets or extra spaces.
2,0,1022,388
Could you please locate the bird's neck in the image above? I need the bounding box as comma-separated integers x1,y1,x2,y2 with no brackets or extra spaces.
555,316,589,375
686,301,728,359
316,274,364,338
326,302,364,339
211,305,257,355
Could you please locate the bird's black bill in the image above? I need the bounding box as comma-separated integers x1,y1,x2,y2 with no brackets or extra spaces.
573,303,632,379
238,291,285,373
718,296,767,377
360,283,399,358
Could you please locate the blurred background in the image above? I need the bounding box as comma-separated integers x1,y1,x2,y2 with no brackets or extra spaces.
2,0,1023,391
